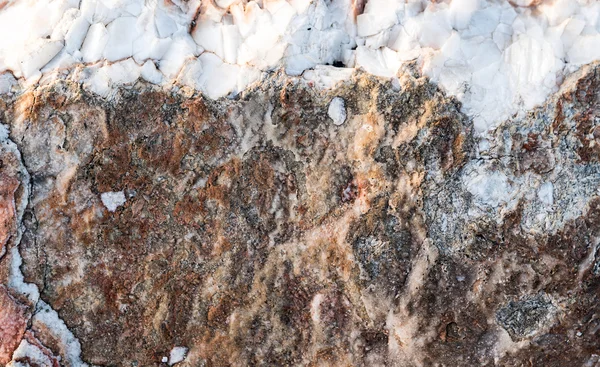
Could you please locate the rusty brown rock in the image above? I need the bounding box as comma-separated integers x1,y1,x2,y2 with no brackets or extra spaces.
0,174,17,258
0,286,28,364
0,64,598,366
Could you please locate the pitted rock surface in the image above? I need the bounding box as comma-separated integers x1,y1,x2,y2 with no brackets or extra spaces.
0,65,599,366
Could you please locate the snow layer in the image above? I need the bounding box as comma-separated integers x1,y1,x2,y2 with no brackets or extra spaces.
1,0,600,132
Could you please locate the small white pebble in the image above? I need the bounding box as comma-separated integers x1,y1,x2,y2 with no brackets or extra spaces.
328,97,347,126
161,356,168,363
576,331,582,337
456,275,465,282
100,191,126,212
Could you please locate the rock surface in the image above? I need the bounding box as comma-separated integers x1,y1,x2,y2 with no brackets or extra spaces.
0,60,598,366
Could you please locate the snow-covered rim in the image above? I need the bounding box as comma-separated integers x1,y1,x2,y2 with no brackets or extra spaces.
0,0,599,133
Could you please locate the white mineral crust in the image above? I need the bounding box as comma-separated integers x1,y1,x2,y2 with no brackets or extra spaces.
0,0,599,133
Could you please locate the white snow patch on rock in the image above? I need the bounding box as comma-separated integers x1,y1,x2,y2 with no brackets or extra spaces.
101,191,126,212
0,73,17,94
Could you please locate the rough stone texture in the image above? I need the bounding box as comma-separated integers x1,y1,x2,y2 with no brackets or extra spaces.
0,286,28,365
0,63,599,366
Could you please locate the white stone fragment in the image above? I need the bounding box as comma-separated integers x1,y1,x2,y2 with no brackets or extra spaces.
65,16,91,53
81,23,110,63
87,59,141,97
168,347,188,365
155,8,178,38
356,47,400,78
185,53,240,99
159,36,199,79
101,191,127,212
191,17,225,59
417,8,452,49
20,40,64,79
141,60,164,84
265,0,296,36
465,170,511,208
41,49,77,73
303,65,354,89
449,0,479,30
568,35,600,65
51,8,81,42
538,182,554,205
328,97,347,126
222,24,241,64
357,0,398,37
104,17,138,61
132,33,171,63
215,0,239,9
0,73,16,94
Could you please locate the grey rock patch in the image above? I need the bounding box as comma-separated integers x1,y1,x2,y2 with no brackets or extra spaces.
496,294,556,341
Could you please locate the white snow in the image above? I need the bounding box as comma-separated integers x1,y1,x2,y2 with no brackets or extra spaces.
328,97,347,126
100,191,126,212
1,0,600,133
168,347,188,365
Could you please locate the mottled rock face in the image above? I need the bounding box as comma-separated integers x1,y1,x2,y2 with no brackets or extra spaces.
0,286,28,365
0,65,599,366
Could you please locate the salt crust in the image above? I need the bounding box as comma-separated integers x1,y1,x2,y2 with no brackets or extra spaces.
1,0,599,132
